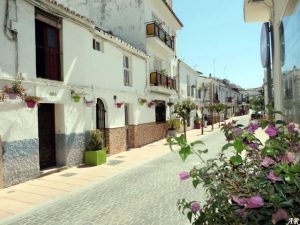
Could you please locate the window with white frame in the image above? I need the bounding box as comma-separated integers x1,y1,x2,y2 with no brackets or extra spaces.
123,55,131,86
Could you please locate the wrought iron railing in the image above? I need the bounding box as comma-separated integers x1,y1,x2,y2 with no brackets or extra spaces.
146,21,175,50
150,71,176,90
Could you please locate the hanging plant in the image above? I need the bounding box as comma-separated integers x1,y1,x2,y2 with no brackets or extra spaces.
116,102,124,108
24,95,42,108
167,102,174,107
138,98,147,106
71,90,86,103
148,101,156,108
2,79,26,99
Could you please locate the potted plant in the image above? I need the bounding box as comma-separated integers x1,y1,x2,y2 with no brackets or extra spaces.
84,129,107,166
24,95,41,108
84,98,94,107
166,116,181,137
2,79,26,99
167,102,174,107
148,100,156,108
71,90,85,102
116,102,124,108
194,118,201,129
138,98,147,106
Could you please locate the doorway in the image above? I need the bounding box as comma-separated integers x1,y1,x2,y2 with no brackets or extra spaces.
96,98,106,147
124,104,130,150
38,104,56,169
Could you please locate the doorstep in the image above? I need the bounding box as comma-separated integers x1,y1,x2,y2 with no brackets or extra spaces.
40,166,68,177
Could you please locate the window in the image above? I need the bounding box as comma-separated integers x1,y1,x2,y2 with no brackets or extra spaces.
187,77,191,96
155,101,166,122
35,9,61,81
123,55,131,86
93,39,102,51
198,89,201,99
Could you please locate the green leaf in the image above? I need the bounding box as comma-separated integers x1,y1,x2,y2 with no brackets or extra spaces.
192,179,200,188
274,184,288,200
230,155,243,166
233,139,244,153
187,211,193,222
279,198,294,208
222,143,233,151
191,140,204,146
284,173,295,184
179,146,193,161
260,120,269,129
290,164,300,173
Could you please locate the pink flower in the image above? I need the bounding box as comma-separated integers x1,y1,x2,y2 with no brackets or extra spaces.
233,128,243,136
265,125,278,137
261,157,276,167
247,123,259,134
272,208,289,224
232,196,247,207
247,195,264,208
287,123,297,133
267,171,282,183
191,202,201,212
280,152,295,164
179,171,190,181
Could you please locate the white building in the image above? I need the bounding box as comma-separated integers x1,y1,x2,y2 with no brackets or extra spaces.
0,0,176,187
244,0,300,123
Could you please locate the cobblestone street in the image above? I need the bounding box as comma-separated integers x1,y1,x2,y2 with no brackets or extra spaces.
1,116,249,225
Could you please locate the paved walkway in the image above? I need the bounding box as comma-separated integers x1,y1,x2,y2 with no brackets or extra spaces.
0,116,251,224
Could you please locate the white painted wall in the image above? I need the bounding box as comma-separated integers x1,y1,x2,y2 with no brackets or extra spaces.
57,0,147,52
0,0,157,143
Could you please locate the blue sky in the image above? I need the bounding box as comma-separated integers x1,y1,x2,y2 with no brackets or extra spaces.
174,0,263,89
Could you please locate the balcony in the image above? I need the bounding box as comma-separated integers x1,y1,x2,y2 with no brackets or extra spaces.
146,22,175,51
149,71,177,95
226,97,233,103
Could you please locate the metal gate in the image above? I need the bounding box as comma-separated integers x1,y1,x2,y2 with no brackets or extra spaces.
96,98,106,147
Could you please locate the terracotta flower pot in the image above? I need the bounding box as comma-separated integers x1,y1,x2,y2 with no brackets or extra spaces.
116,103,123,108
8,92,18,99
25,101,36,108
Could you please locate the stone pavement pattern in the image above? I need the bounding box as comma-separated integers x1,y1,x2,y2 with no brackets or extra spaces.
0,116,251,225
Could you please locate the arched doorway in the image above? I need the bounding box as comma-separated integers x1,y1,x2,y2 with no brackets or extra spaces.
96,98,106,146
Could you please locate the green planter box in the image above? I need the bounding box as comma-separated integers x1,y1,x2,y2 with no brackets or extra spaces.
84,148,107,166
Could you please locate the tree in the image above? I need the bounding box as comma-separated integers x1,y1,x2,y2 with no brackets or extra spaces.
198,83,209,135
174,99,196,140
250,95,265,113
207,104,216,131
214,103,227,128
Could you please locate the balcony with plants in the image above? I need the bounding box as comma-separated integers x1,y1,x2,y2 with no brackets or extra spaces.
146,21,175,51
149,70,176,95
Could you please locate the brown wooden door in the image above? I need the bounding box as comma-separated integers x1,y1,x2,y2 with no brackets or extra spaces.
38,104,56,169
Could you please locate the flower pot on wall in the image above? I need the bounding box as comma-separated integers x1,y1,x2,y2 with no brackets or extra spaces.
85,101,94,107
73,96,81,102
25,101,37,108
84,148,107,166
116,103,123,108
7,92,18,99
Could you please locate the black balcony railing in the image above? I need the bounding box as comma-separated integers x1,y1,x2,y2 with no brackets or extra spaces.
226,97,233,103
146,22,175,50
150,71,176,90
